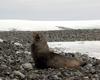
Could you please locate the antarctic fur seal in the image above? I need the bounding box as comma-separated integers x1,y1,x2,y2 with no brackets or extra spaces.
31,32,83,69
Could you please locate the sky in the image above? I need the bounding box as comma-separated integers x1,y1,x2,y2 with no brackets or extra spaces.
0,0,100,20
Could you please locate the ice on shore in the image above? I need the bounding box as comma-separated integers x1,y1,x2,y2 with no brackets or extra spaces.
48,41,100,59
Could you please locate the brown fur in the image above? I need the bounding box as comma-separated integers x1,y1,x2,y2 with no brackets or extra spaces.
48,52,81,69
31,32,82,69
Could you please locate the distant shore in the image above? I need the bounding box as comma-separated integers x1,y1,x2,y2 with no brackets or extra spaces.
0,29,100,42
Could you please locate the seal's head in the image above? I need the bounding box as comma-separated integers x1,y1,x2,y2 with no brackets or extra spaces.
32,32,49,53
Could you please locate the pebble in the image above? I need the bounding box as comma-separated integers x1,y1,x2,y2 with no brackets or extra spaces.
90,68,96,74
16,50,23,54
62,71,69,77
22,63,33,70
1,64,7,69
0,78,2,80
12,79,18,80
14,42,23,47
24,51,31,55
0,39,3,43
83,76,89,80
86,63,93,68
13,71,25,79
48,74,61,80
28,73,39,79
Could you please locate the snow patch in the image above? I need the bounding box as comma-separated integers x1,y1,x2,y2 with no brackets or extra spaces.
48,41,100,59
0,20,100,31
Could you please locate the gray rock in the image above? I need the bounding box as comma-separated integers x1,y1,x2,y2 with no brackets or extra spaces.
1,64,7,69
74,70,83,76
92,78,97,80
92,74,100,80
62,71,69,77
90,68,96,74
13,71,25,79
0,38,3,43
81,54,89,62
22,63,33,70
12,79,18,80
86,63,93,68
16,50,23,54
28,73,39,79
0,78,3,80
24,51,31,55
14,42,23,47
83,76,89,80
74,52,82,58
48,74,62,80
0,56,4,60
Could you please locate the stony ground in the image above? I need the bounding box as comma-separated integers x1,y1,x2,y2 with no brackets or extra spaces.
0,29,100,42
0,31,100,80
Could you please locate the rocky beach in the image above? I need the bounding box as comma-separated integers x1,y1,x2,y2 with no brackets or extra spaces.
0,31,100,80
